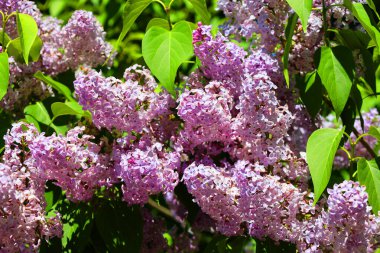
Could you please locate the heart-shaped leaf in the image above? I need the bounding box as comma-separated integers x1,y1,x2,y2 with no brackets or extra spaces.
142,21,194,95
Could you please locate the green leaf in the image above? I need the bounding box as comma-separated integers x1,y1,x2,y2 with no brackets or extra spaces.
0,31,11,46
369,126,380,141
186,0,210,23
24,102,52,126
146,18,170,31
34,71,75,101
7,38,24,62
329,29,371,50
295,71,322,118
116,0,153,49
29,36,43,62
316,46,354,117
142,21,194,95
0,52,9,101
306,127,345,204
357,158,380,214
348,3,380,49
24,102,65,134
282,13,298,88
8,36,42,63
51,102,90,121
285,0,312,32
51,102,81,117
24,115,41,132
16,13,39,65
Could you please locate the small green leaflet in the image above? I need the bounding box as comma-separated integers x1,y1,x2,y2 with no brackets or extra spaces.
282,13,298,88
24,102,67,134
357,158,380,214
306,127,345,204
51,102,91,121
0,52,9,101
316,46,354,117
16,13,39,65
285,0,312,33
369,126,380,141
142,21,194,95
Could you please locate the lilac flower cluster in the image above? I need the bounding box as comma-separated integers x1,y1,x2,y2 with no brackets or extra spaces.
0,123,62,252
74,65,173,134
183,160,379,252
113,141,179,205
30,126,111,202
217,0,365,73
298,181,379,252
0,1,114,111
180,25,305,184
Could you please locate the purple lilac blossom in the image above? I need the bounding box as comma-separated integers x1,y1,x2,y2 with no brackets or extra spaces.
1,123,62,252
30,126,111,202
113,141,179,205
74,65,173,134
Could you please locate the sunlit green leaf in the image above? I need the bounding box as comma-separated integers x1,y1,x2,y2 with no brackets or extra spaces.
306,127,345,204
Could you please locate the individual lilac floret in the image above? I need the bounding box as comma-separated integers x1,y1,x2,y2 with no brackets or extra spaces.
30,126,111,202
177,81,235,151
183,162,243,235
114,142,179,205
74,65,173,133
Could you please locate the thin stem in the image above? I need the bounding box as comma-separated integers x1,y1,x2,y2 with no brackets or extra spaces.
147,198,184,227
165,7,172,30
152,0,167,13
352,128,377,158
168,0,175,9
340,147,352,160
343,132,354,146
354,133,371,145
321,96,377,159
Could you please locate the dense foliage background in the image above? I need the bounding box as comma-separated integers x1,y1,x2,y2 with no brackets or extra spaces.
1,0,380,252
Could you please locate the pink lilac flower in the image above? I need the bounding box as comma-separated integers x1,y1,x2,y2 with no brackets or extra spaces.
30,126,111,202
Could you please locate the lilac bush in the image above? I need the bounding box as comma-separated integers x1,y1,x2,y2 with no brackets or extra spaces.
0,0,380,252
